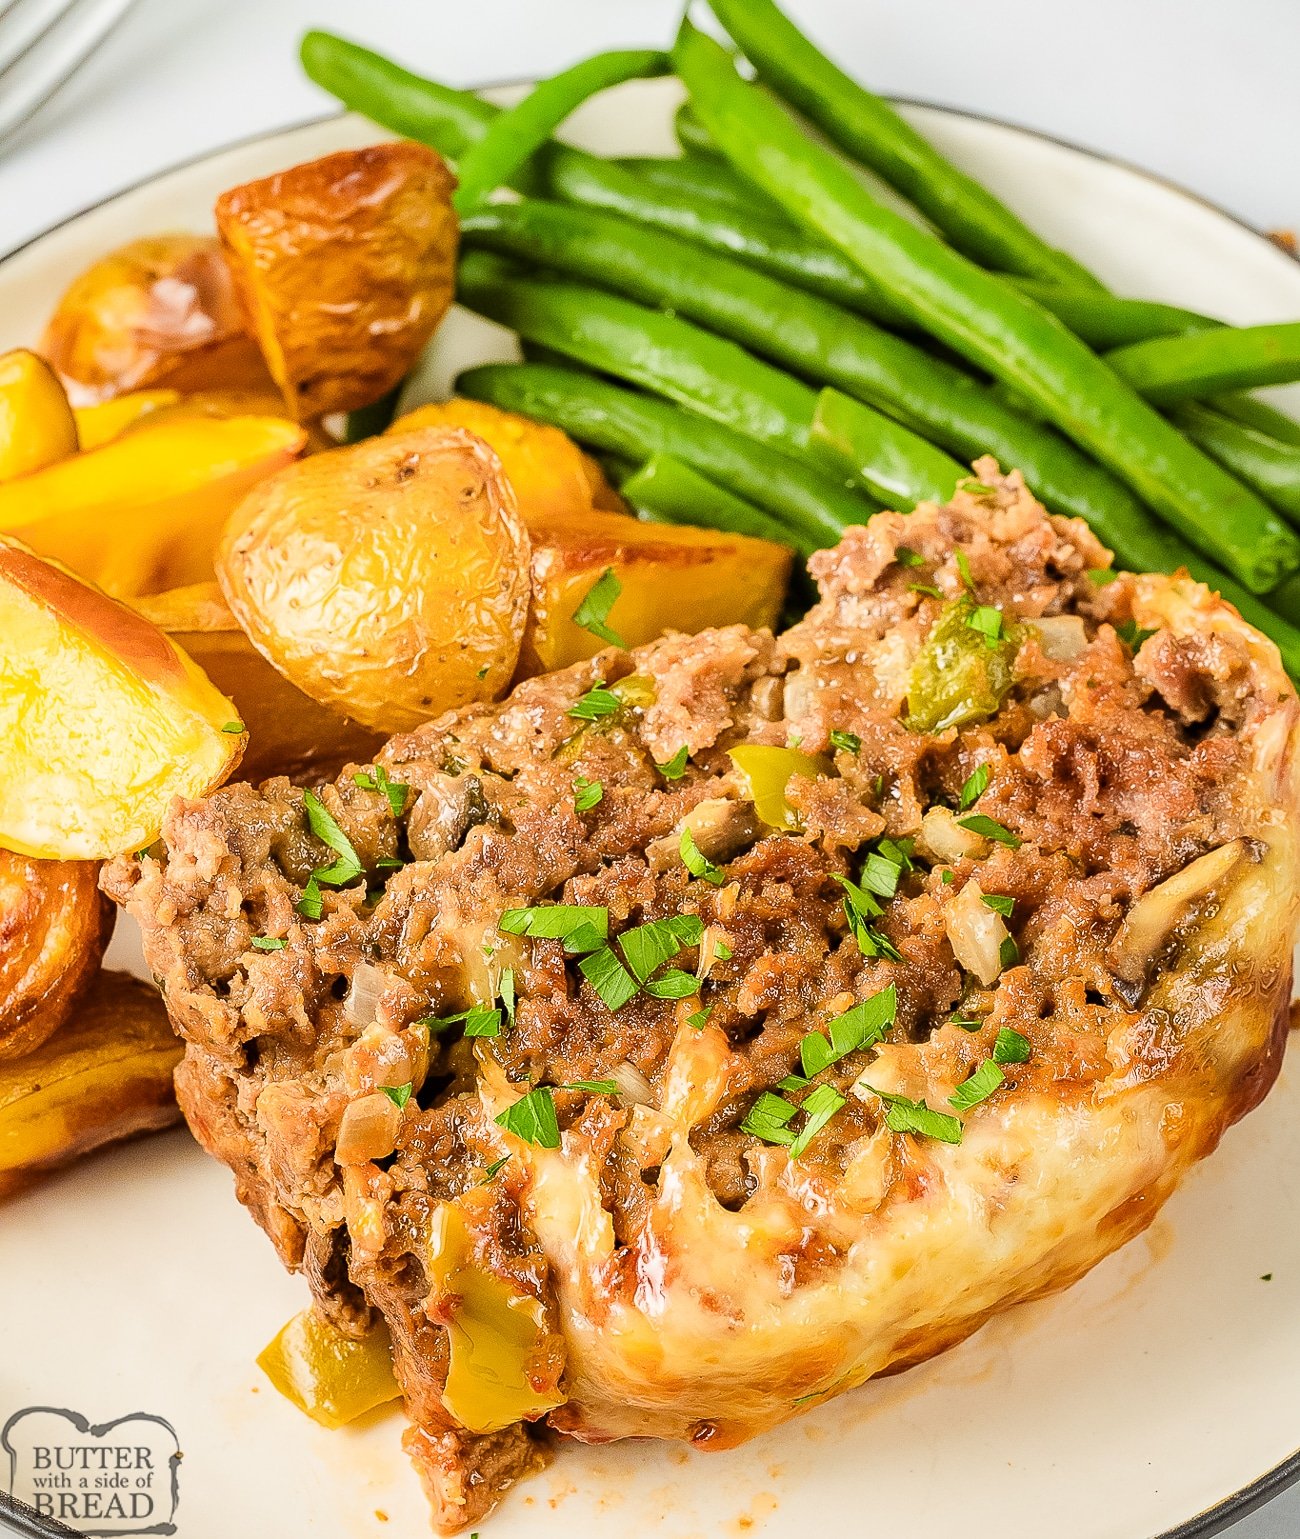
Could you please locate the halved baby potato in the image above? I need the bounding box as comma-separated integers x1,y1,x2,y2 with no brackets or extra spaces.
0,539,245,859
40,234,271,405
216,142,459,420
134,582,383,781
0,412,305,596
0,970,183,1198
216,427,532,734
0,350,79,481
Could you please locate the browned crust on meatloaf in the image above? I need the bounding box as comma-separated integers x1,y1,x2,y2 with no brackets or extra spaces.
105,463,1296,1530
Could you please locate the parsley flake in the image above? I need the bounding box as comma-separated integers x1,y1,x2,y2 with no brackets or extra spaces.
981,893,1015,917
958,764,990,810
620,914,703,983
958,478,997,497
999,935,1021,969
250,935,285,952
559,1078,620,1095
966,605,1005,648
956,813,1021,848
954,549,975,590
382,1082,413,1109
221,720,245,734
481,1155,511,1183
829,729,861,755
657,745,690,779
644,968,699,999
297,875,324,921
867,1087,963,1144
713,939,734,961
567,684,622,721
499,905,608,952
993,1027,1031,1064
579,946,639,1012
573,776,604,813
1087,567,1119,586
789,1084,846,1158
500,968,516,1027
895,546,926,567
950,1015,983,1031
353,764,410,819
1116,618,1156,651
681,826,725,885
463,1004,503,1039
571,567,627,648
949,1060,1005,1111
302,790,364,886
495,1087,560,1149
909,582,943,599
687,1006,713,1031
740,1091,797,1146
799,985,896,1078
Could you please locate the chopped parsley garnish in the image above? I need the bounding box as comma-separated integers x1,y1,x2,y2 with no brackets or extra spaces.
954,549,975,591
867,1087,963,1144
462,1004,503,1038
956,813,1021,848
571,567,627,648
895,546,926,567
481,1155,511,1183
834,872,903,960
382,1082,412,1109
981,893,1015,917
476,664,490,680
687,1006,713,1031
644,968,699,999
495,1087,561,1149
620,914,704,983
681,826,725,885
861,849,905,900
993,1026,1031,1064
909,582,943,599
958,764,990,810
573,776,604,813
958,478,997,497
966,605,1005,648
999,935,1021,969
578,946,640,1012
500,968,516,1027
302,790,364,886
250,935,285,952
559,1078,620,1095
799,985,896,1078
1087,567,1119,586
353,764,410,819
713,939,733,960
740,1091,798,1145
221,720,245,734
829,729,861,755
297,876,324,921
950,1015,983,1031
1116,619,1156,651
657,745,690,780
500,905,608,952
567,684,622,721
940,869,955,884
949,1060,1004,1111
788,1084,846,1158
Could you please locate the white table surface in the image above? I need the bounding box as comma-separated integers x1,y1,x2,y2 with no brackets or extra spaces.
0,2,1297,1535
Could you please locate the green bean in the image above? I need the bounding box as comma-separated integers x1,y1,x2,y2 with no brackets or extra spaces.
1209,393,1300,447
674,101,718,159
705,0,1102,291
613,156,791,225
1106,323,1300,405
456,361,858,548
621,455,796,547
673,20,1300,594
453,50,669,211
810,389,965,507
1006,279,1217,349
461,198,1158,534
1172,403,1300,521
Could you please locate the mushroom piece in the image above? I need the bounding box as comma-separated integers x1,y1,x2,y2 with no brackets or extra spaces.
1107,839,1249,998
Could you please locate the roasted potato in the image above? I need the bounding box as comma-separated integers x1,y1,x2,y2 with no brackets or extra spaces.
40,234,271,406
115,387,337,453
134,582,383,780
216,143,459,420
0,349,78,481
0,539,245,859
216,427,531,734
522,505,792,674
0,849,112,1061
0,970,182,1197
0,411,305,596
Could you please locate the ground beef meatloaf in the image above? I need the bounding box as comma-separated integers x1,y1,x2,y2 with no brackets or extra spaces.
107,464,1300,1532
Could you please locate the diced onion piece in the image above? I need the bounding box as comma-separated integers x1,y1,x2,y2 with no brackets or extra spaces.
1029,615,1089,661
611,1060,655,1107
1109,839,1248,987
917,806,989,863
345,962,388,1027
728,744,833,830
336,1090,402,1165
943,878,1009,986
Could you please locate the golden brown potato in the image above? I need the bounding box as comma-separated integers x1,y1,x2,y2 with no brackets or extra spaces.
0,539,246,859
40,234,272,406
134,582,383,780
0,970,182,1197
0,349,79,481
0,849,112,1061
216,143,459,420
217,427,531,734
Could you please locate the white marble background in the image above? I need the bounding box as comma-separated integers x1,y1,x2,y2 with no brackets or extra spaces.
0,0,1297,1533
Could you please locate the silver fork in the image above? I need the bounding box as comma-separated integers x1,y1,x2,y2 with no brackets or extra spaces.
0,0,141,150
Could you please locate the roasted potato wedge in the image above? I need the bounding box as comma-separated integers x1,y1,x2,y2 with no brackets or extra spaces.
523,507,791,674
216,143,459,420
0,970,182,1197
74,388,179,449
0,349,79,481
0,412,305,596
0,849,112,1061
40,234,271,406
117,388,337,453
0,540,245,859
217,427,531,734
134,582,383,780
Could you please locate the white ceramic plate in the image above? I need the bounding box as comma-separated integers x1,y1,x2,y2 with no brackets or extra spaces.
2,78,1300,1539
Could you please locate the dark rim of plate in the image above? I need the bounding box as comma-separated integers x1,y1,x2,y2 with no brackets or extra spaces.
0,89,1296,1539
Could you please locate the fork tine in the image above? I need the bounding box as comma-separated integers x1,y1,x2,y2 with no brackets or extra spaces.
0,0,139,146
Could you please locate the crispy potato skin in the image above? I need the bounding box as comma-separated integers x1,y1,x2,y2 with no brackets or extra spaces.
40,235,271,406
0,970,182,1197
0,849,112,1060
216,427,531,734
216,143,459,420
134,582,384,780
0,349,78,481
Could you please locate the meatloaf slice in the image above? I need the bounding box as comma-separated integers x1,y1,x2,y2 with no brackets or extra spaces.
106,462,1300,1531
